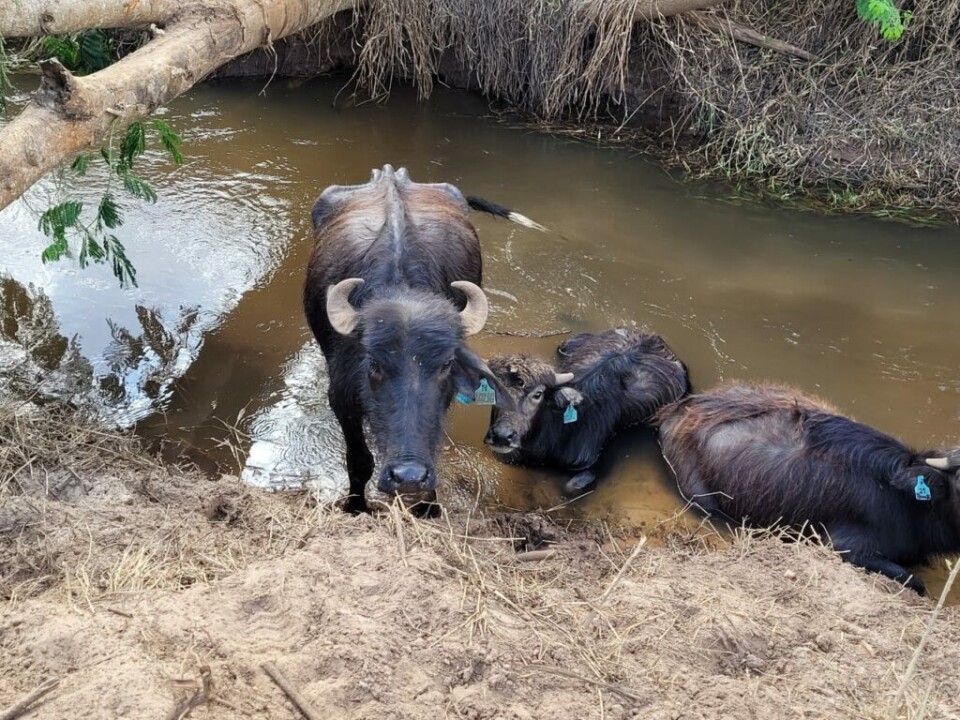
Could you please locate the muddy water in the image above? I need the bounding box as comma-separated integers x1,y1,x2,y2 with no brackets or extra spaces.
2,74,959,599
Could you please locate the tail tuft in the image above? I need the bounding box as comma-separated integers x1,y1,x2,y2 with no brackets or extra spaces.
466,195,548,232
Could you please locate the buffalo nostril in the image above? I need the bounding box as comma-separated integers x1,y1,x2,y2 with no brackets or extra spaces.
389,462,429,487
487,427,518,446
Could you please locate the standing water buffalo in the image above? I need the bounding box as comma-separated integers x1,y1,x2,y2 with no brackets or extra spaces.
658,383,960,594
484,326,690,493
303,165,530,513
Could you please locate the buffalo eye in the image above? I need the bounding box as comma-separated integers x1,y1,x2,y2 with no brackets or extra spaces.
531,389,544,402
368,360,383,381
438,358,454,376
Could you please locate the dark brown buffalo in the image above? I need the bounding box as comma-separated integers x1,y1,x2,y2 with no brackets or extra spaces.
484,326,690,493
303,165,527,513
658,383,960,594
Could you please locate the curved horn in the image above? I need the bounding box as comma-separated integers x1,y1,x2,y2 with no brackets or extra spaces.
326,278,365,336
451,281,488,336
554,372,575,385
925,457,951,470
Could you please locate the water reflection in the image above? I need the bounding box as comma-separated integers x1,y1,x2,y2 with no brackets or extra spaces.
0,275,205,425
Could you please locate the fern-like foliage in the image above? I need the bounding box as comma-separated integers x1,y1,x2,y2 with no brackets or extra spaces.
36,121,184,288
856,0,909,41
41,29,114,75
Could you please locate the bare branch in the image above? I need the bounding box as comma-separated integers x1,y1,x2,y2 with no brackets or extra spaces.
696,13,821,62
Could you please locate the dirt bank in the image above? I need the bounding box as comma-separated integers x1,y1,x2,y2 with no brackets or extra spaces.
2,401,959,720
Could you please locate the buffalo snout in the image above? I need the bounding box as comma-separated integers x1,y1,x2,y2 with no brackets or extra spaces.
485,424,520,453
378,462,435,494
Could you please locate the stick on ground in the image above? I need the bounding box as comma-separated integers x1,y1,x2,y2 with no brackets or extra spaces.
262,662,323,720
0,678,60,720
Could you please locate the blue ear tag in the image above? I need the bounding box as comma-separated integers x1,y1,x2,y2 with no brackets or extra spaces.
915,475,932,502
455,392,473,405
473,379,497,405
563,404,578,424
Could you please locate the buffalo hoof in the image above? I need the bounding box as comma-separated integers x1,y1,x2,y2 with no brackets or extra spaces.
343,495,370,515
904,574,927,596
564,471,596,495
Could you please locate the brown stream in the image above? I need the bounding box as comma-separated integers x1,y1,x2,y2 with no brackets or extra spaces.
1,74,958,599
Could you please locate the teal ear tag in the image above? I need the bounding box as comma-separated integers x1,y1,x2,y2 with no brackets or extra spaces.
473,378,496,405
915,475,932,501
455,392,473,405
563,404,578,424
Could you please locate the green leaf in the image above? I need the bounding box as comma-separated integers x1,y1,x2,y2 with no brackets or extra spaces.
103,235,138,288
121,172,158,203
41,236,70,264
120,121,147,166
42,36,80,68
78,30,112,73
97,194,122,229
856,0,905,41
70,153,92,175
151,119,184,164
38,201,83,237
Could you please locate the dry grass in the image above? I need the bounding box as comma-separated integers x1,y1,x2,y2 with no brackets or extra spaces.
2,401,960,718
332,0,960,221
0,398,336,608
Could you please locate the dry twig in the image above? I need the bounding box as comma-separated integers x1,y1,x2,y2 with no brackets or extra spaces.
262,662,324,720
0,678,61,720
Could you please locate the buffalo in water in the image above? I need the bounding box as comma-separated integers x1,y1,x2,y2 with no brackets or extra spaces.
484,326,690,493
658,383,960,594
303,165,535,513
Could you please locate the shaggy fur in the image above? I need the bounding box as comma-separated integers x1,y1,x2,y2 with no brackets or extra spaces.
485,326,689,493
658,383,960,594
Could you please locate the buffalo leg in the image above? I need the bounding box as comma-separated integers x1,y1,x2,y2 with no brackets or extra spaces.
674,467,722,517
842,551,926,595
830,526,926,595
564,469,596,495
329,391,373,514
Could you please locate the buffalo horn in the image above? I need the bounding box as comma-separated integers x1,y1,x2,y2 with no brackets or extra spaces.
925,457,952,470
326,278,365,335
451,281,488,336
554,372,575,385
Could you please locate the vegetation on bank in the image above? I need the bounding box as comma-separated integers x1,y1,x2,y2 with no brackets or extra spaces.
341,0,958,222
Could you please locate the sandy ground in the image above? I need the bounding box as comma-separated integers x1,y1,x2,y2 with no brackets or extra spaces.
2,402,960,720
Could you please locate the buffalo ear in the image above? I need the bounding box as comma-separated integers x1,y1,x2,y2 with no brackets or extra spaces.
892,466,950,502
452,345,517,411
553,386,584,409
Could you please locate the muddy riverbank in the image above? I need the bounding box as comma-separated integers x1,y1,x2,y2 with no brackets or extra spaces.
2,401,959,719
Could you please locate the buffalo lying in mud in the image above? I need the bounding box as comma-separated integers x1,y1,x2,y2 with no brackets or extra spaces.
303,164,534,514
658,383,960,595
484,326,690,494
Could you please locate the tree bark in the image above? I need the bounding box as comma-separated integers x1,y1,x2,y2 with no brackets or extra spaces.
0,0,358,212
0,0,174,37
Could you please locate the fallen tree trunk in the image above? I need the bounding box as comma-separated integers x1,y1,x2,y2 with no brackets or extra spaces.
0,0,173,37
0,0,358,212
